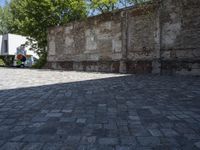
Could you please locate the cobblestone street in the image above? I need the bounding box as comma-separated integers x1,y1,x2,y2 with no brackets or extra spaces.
0,68,200,150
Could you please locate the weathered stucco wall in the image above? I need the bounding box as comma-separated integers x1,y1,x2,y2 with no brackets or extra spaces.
48,12,123,72
160,0,200,75
47,0,200,75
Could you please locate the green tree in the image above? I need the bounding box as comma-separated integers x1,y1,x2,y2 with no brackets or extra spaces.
9,0,87,67
88,0,118,14
88,0,152,15
0,2,13,34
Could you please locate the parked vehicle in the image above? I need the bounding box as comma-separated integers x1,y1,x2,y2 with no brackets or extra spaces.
13,46,37,67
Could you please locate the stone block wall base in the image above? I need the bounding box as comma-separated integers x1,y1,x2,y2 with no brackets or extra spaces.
45,61,120,73
45,60,200,75
45,60,154,74
161,60,200,76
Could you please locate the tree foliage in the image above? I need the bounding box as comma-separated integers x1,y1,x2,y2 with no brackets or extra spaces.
88,0,152,15
9,0,87,56
87,0,118,14
0,2,13,34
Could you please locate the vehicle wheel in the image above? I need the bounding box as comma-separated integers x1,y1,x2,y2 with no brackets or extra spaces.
20,64,25,68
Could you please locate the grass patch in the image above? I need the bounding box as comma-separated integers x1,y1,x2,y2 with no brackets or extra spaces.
0,58,6,66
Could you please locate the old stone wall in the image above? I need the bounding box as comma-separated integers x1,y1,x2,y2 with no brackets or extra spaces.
47,12,123,72
160,0,200,75
47,0,200,75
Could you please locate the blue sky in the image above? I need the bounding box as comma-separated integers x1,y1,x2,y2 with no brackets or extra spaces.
0,0,6,7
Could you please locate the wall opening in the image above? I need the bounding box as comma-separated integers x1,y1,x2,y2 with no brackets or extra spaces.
4,40,8,53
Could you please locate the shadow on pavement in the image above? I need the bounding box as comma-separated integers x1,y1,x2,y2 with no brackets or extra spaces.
0,75,200,149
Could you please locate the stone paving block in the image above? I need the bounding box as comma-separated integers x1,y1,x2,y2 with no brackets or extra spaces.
166,115,180,121
22,143,44,150
98,138,118,145
82,129,94,137
32,116,49,122
11,125,25,132
0,141,4,147
2,119,16,125
0,69,199,149
22,134,42,142
136,136,160,146
56,129,69,135
41,110,49,114
29,122,45,128
104,123,117,130
131,128,151,137
128,116,140,121
0,131,14,140
97,145,115,150
37,126,57,134
77,118,87,124
195,141,200,149
116,146,131,150
60,117,76,123
65,91,72,97
39,134,61,143
46,113,63,117
65,136,81,145
10,135,25,142
80,136,96,144
176,114,190,119
184,134,200,140
160,137,180,147
51,110,61,113
120,136,136,146
148,129,162,137
62,109,73,113
60,145,75,150
42,143,62,150
134,147,152,150
160,122,174,128
98,104,107,107
0,142,24,150
161,129,179,137
78,145,97,150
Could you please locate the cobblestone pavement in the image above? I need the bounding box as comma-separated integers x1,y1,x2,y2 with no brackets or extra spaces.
0,68,200,150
